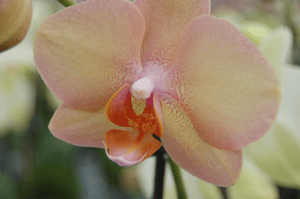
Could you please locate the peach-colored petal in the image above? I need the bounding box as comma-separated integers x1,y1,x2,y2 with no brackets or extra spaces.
0,0,32,52
134,0,210,68
152,93,163,137
49,103,131,148
165,16,280,151
160,94,242,186
33,0,145,111
104,129,161,166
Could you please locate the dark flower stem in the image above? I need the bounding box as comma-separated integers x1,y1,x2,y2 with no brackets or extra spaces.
278,185,299,199
57,0,75,7
219,187,228,199
169,158,187,199
153,148,166,199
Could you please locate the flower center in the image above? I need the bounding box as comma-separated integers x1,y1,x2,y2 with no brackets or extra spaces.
104,84,162,166
131,77,154,100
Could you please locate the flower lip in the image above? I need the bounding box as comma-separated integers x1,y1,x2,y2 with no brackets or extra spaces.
106,84,163,137
104,84,163,166
103,141,148,166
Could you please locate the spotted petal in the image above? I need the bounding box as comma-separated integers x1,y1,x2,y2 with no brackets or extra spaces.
165,16,280,151
160,94,242,186
33,0,145,111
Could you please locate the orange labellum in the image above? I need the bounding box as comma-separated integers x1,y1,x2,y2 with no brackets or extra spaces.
105,84,163,166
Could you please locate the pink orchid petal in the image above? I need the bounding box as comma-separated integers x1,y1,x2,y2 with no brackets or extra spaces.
160,94,242,186
49,103,131,148
134,0,210,67
33,0,145,111
165,16,280,151
153,93,164,137
0,0,32,52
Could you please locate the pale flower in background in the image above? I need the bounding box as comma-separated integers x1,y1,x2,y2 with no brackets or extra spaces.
240,19,300,189
198,156,278,199
197,181,223,199
242,25,292,82
244,65,300,188
226,156,278,199
0,0,32,52
0,64,35,135
240,21,271,45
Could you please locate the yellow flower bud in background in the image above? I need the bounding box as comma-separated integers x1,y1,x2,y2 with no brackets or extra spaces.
0,0,32,52
258,27,293,82
240,21,271,45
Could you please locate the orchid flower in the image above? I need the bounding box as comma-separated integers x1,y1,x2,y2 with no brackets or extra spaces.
0,0,32,52
33,0,280,186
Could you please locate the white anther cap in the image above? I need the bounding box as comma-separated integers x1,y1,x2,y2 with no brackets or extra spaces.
131,77,154,100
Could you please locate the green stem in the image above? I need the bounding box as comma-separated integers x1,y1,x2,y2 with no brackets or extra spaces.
57,0,75,7
169,158,187,199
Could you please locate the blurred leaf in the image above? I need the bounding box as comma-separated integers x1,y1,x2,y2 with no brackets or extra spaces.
0,173,18,199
